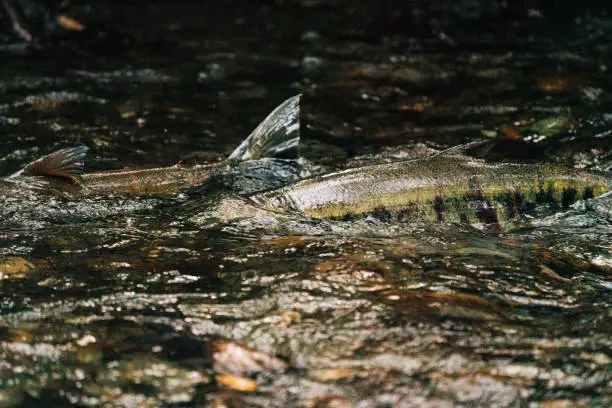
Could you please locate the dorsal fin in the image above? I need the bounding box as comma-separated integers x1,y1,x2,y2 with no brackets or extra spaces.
228,94,301,162
436,140,494,158
11,146,89,184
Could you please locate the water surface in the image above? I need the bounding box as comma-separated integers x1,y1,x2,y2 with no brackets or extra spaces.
1,2,611,407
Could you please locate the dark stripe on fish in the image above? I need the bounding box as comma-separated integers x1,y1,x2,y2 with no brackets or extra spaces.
536,184,555,205
466,175,501,230
504,192,516,219
372,207,392,222
562,187,577,209
434,194,445,222
473,201,500,231
514,191,526,215
504,190,526,219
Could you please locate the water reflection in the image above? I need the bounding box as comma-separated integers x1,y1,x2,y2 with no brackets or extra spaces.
0,1,611,407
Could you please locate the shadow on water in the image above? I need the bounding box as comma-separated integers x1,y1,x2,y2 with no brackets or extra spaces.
0,1,611,407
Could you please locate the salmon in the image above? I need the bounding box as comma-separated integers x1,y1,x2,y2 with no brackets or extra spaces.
250,142,611,230
0,95,302,200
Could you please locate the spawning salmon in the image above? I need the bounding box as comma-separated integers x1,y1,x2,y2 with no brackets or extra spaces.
250,142,611,230
0,95,302,200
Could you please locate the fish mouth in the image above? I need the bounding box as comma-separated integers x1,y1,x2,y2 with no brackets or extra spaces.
248,192,299,214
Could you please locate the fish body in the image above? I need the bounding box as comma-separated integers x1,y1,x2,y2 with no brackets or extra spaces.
3,92,609,231
0,95,302,200
0,157,228,199
250,149,611,229
81,163,226,197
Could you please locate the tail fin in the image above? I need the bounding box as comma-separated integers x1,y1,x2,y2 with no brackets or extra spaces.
9,146,89,184
228,95,301,162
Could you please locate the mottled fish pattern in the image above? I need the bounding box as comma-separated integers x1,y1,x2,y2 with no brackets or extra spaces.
0,95,302,200
250,151,611,230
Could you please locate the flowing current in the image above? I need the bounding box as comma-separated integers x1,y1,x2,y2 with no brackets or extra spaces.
0,2,611,407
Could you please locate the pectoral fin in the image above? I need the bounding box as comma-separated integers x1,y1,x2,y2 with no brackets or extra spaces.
228,95,301,162
11,146,89,184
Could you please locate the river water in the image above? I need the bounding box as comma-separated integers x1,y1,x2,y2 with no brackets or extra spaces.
0,1,611,407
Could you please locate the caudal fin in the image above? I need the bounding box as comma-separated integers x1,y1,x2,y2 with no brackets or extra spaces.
10,146,89,184
228,95,301,162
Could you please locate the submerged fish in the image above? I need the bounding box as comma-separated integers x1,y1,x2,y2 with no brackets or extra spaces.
250,142,611,230
1,95,302,200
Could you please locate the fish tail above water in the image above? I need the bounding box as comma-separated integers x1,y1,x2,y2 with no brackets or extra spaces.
227,94,301,162
9,145,89,184
220,95,307,194
2,95,303,198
